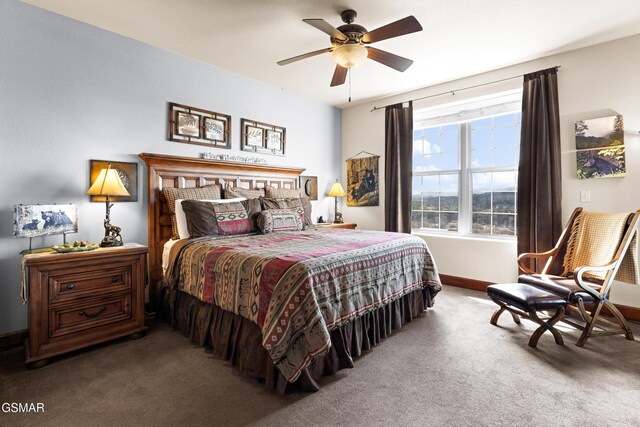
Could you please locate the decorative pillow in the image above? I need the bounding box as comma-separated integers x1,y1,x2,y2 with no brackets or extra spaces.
265,185,302,199
212,202,252,235
163,185,222,239
175,198,245,239
262,197,310,227
257,208,304,234
181,200,220,238
240,198,262,232
224,183,265,199
182,200,252,238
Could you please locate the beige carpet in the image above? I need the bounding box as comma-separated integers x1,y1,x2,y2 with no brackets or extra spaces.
2,285,640,427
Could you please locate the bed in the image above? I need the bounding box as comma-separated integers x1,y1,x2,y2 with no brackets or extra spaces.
140,152,441,393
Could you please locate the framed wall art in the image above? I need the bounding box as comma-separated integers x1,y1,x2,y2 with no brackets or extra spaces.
240,118,286,156
14,203,78,239
300,176,318,200
575,114,625,179
89,160,138,202
169,102,231,149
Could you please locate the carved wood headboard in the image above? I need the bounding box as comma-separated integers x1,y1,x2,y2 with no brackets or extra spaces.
139,152,305,303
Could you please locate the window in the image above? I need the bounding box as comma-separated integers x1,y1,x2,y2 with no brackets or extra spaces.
412,91,522,237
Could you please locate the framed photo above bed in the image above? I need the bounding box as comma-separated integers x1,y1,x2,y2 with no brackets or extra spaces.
169,102,231,149
240,118,286,156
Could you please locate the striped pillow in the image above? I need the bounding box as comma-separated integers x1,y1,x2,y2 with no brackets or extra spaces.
163,185,222,239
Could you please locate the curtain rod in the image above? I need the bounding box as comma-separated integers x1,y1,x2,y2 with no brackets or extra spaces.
370,66,561,112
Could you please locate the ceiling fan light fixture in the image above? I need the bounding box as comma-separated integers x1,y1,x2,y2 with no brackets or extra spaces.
331,44,367,68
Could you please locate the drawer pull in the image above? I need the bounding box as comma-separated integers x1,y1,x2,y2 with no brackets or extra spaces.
66,283,75,290
79,306,107,318
111,276,119,283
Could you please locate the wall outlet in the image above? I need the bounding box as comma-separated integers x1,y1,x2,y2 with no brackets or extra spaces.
580,190,591,202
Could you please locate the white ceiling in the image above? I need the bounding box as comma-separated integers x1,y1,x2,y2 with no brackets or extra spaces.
22,0,640,109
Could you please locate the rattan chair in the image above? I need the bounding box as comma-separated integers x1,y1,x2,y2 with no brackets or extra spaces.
517,207,639,347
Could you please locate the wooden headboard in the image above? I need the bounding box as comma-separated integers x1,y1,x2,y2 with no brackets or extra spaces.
139,152,305,304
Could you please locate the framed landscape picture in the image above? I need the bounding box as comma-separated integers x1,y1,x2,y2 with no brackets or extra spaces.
168,103,231,149
575,115,625,179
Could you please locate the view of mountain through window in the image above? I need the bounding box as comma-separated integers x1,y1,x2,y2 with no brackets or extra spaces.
412,92,521,237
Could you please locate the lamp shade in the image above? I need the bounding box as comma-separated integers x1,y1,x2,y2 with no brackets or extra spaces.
328,181,347,197
331,44,367,69
86,167,130,197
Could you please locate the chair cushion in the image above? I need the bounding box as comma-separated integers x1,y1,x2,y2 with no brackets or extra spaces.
518,274,599,303
487,283,567,311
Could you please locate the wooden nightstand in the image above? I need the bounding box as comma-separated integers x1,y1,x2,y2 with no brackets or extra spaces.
316,222,357,230
23,244,148,368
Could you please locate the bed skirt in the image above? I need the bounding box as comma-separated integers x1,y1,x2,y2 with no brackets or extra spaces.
163,286,435,394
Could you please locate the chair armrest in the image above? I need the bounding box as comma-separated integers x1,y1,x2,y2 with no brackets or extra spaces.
517,248,558,274
573,260,618,299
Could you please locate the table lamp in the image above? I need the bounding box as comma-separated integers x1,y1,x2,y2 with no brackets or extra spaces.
328,179,347,224
86,163,130,247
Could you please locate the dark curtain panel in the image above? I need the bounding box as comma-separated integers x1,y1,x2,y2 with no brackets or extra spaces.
385,102,413,233
517,67,562,265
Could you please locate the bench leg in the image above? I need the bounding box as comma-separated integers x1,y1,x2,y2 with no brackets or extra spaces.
528,307,565,347
489,298,521,326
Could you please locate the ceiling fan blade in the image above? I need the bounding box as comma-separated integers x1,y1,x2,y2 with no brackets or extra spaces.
330,65,348,87
361,16,422,44
303,19,348,41
366,47,414,72
277,47,332,66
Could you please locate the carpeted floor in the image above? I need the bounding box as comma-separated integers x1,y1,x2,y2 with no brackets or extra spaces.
2,285,640,427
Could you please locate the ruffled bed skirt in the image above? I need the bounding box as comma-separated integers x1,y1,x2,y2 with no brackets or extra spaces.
163,286,435,394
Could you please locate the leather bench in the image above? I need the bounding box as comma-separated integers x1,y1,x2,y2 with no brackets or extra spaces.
487,283,568,347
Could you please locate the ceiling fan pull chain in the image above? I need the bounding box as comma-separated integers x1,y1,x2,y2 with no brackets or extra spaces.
348,68,352,103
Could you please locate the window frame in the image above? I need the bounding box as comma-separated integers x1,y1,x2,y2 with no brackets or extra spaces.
412,91,522,239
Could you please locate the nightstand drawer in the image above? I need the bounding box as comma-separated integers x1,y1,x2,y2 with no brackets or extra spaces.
50,265,131,304
49,293,132,339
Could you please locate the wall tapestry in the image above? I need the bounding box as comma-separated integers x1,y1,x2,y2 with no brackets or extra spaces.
89,160,138,202
168,102,231,149
346,154,379,207
575,114,625,179
13,204,78,238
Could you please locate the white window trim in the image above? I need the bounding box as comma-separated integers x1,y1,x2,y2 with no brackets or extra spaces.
412,89,522,239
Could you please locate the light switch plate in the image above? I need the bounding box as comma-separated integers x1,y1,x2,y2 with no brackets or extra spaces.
580,190,591,202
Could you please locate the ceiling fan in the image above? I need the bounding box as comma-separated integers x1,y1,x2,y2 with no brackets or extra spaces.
277,9,423,88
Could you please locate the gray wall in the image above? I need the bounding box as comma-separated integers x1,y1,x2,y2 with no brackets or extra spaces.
0,0,342,335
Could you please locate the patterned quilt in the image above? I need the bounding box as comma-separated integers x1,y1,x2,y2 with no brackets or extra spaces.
164,228,441,382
